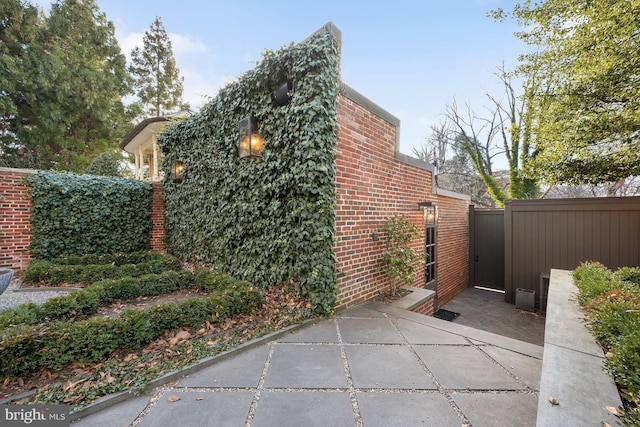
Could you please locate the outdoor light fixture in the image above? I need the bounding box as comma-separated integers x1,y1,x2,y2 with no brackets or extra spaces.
238,116,264,159
171,157,184,182
271,81,293,107
418,201,438,225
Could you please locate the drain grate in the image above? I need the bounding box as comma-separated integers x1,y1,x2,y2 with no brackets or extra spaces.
434,309,460,322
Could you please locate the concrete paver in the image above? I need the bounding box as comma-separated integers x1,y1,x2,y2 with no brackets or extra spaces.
138,391,253,427
72,296,544,426
414,345,527,390
251,391,354,427
452,392,539,427
178,345,269,388
356,392,461,427
345,345,436,389
264,344,347,388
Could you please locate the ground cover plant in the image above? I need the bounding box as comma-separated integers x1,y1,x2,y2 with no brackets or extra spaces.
0,252,311,410
573,262,640,426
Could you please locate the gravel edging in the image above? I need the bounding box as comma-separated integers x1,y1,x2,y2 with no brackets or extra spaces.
0,278,77,312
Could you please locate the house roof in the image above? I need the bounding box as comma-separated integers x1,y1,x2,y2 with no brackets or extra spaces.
119,110,193,153
119,116,169,152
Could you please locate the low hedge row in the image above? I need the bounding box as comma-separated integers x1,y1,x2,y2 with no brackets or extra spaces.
23,255,183,285
573,262,640,425
0,269,224,328
0,282,263,377
43,251,170,267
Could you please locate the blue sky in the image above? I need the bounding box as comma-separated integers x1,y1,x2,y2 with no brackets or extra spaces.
34,0,523,157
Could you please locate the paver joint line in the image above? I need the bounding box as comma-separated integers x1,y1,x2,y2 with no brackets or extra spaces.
386,315,472,426
243,341,275,426
335,317,364,427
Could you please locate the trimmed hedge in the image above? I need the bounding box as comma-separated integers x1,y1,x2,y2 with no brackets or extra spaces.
0,269,236,328
23,255,183,285
27,171,153,259
0,282,263,377
43,251,170,267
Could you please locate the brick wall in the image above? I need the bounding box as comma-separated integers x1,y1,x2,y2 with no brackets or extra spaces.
334,91,470,310
433,190,471,306
0,168,165,271
0,168,35,271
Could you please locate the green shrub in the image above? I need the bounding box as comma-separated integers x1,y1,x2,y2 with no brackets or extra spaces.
585,290,640,349
573,262,622,304
23,255,182,285
616,266,640,288
27,171,152,259
0,282,262,377
0,270,196,328
605,327,640,425
574,262,640,426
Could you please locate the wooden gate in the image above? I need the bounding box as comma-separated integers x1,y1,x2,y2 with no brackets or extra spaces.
469,206,505,291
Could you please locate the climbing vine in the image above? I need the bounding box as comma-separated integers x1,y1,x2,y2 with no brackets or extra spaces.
158,30,340,314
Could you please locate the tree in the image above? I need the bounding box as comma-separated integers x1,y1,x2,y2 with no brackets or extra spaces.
86,152,122,177
493,0,640,185
0,0,41,168
0,0,132,172
429,69,539,207
130,17,184,118
414,124,493,206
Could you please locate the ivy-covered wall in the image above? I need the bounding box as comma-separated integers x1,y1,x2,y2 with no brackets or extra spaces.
27,171,153,259
159,27,340,314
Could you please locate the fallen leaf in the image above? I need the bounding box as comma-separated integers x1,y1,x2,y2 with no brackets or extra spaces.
17,378,24,387
167,395,181,403
605,406,619,417
196,397,204,401
548,396,559,405
601,422,612,427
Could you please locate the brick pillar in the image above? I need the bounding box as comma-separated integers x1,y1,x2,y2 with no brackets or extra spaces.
150,183,165,252
0,168,36,271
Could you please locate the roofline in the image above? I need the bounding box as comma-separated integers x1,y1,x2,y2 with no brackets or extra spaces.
119,116,169,150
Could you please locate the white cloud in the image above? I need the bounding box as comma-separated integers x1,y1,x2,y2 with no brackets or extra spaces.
168,33,208,58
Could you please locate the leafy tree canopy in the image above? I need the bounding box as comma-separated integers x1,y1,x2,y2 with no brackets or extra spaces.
494,0,640,185
0,0,132,172
86,152,123,177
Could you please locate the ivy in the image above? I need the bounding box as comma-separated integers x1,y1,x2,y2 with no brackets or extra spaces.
158,31,340,314
27,171,153,259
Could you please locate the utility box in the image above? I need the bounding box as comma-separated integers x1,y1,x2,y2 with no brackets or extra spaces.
515,288,536,311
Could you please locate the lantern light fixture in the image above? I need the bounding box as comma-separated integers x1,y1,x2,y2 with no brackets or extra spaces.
238,116,264,159
171,157,184,182
418,201,438,225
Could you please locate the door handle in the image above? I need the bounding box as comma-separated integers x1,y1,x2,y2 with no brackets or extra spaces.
474,255,479,262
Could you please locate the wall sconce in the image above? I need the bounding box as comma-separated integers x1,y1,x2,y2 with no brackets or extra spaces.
238,116,264,159
171,157,184,182
418,201,438,225
271,81,292,107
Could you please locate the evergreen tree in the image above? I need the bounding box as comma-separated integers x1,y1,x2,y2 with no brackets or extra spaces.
0,0,132,172
86,152,122,177
130,17,184,118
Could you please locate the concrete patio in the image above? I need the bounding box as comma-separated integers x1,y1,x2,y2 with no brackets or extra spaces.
72,291,544,427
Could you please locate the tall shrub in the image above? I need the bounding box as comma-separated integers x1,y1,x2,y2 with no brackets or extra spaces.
27,171,152,259
159,28,340,314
